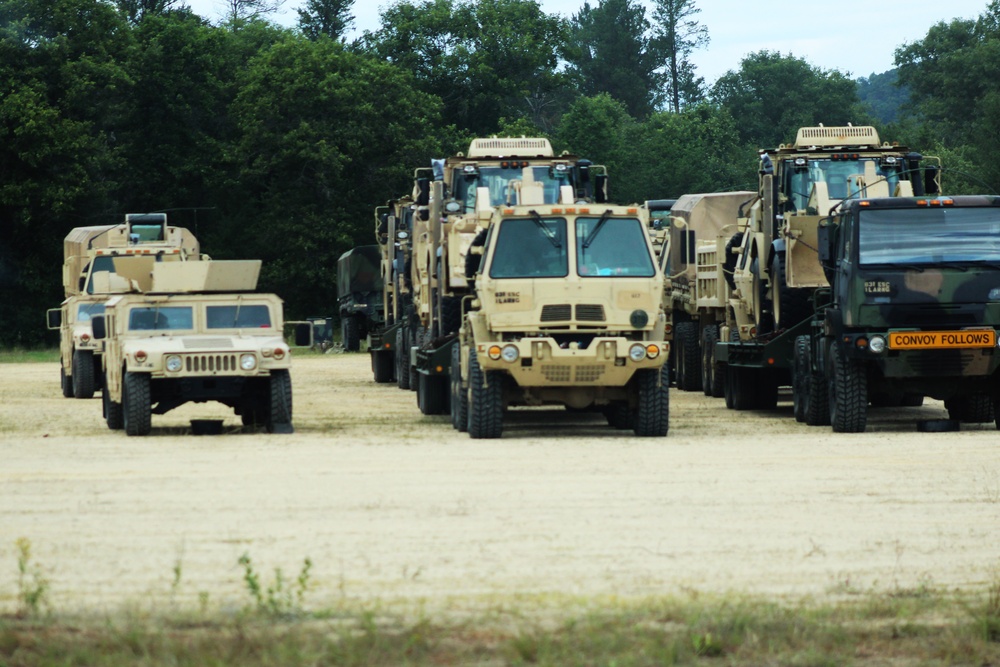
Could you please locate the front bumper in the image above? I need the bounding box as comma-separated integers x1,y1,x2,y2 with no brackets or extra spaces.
476,337,668,387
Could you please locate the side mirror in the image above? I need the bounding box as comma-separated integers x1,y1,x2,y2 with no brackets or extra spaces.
92,315,107,340
924,166,940,196
286,322,313,348
46,308,62,330
817,224,833,263
416,178,430,206
594,174,609,203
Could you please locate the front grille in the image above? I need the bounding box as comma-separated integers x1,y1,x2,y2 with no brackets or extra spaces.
185,354,238,373
541,305,572,322
575,365,606,382
575,305,606,322
541,365,571,382
899,350,977,376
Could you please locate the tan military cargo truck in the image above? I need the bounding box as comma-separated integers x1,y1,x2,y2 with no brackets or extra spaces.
48,213,203,398
451,203,670,438
90,260,306,436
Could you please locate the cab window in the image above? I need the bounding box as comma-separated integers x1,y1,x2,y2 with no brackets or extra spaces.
128,306,193,331
206,304,272,328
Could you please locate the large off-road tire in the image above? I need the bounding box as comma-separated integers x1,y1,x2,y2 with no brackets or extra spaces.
103,376,123,430
467,351,503,439
701,324,723,398
793,335,830,425
123,371,152,436
674,321,701,392
946,394,994,423
633,366,669,437
395,327,411,390
750,257,774,336
60,363,74,398
450,344,468,431
441,296,463,337
829,344,867,433
267,369,293,433
724,364,756,411
372,349,395,383
72,350,96,399
342,316,361,352
417,372,449,415
770,252,812,330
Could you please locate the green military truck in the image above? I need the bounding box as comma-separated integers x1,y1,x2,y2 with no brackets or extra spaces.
788,195,1000,432
337,245,384,352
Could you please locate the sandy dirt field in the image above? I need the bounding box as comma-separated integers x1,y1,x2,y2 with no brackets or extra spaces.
1,353,998,614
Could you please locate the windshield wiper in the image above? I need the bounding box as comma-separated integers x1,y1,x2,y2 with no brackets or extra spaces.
528,210,561,249
582,210,613,249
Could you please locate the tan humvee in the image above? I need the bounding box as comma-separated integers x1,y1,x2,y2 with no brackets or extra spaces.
50,213,203,398
91,260,301,436
451,203,670,438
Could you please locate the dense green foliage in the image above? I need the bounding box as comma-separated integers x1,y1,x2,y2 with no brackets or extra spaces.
1,0,998,345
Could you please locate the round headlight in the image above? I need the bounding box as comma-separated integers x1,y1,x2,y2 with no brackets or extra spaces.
501,344,519,363
166,355,182,372
134,350,147,363
273,347,286,360
240,353,257,371
445,201,462,213
488,345,502,360
630,309,649,328
645,344,660,359
869,335,886,354
628,343,647,362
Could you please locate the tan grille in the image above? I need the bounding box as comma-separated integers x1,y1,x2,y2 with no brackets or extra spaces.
575,365,605,382
575,304,605,322
184,354,238,373
541,365,571,382
541,305,572,322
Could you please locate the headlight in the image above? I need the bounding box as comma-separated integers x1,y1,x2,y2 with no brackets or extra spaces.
500,344,519,363
645,344,660,359
240,353,258,370
869,335,886,354
488,345,502,360
628,344,647,362
166,355,182,372
630,309,649,328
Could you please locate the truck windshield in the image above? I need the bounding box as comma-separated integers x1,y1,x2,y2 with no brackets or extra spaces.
576,217,656,277
489,218,568,278
454,166,569,210
786,158,902,211
76,302,105,321
859,207,1000,265
128,306,193,331
206,304,272,329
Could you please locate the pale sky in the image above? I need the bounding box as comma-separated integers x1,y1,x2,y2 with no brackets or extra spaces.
189,0,991,83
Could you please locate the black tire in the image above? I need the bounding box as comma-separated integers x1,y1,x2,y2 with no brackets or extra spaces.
123,371,151,436
750,257,774,336
755,370,778,410
725,364,757,410
372,349,395,383
792,336,809,423
396,327,411,390
603,403,634,430
72,350,96,399
467,351,503,439
946,394,994,423
674,321,701,392
701,324,723,397
770,252,812,330
408,328,420,391
450,344,468,431
829,344,867,433
60,363,74,398
417,372,449,415
441,296,463,337
633,366,669,437
267,369,293,433
103,377,123,430
342,316,361,352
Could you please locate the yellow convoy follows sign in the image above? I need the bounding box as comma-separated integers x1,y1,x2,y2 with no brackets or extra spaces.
888,329,997,350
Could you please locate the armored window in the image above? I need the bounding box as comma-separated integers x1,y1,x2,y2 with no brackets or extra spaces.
488,218,568,278
576,217,656,278
76,302,105,322
206,304,272,329
128,306,193,331
859,207,1000,266
85,256,116,294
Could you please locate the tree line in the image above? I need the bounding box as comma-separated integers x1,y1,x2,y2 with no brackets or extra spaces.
2,0,998,345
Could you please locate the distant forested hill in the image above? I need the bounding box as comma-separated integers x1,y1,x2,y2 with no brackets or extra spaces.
857,69,909,125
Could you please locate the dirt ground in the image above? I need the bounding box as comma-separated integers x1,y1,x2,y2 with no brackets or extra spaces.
1,353,998,614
